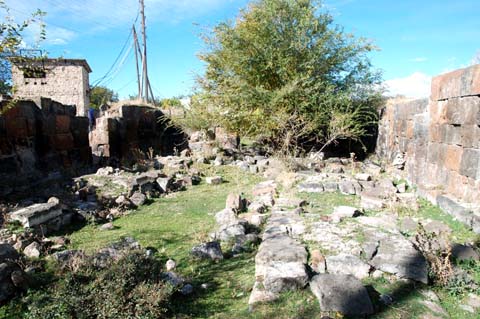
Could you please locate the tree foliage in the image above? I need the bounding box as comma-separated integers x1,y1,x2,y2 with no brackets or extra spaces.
0,1,45,95
194,0,382,153
89,85,119,109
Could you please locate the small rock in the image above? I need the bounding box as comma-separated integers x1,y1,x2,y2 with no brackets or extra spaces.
249,165,259,174
310,250,326,273
99,222,114,231
191,242,223,261
166,259,176,271
96,166,114,176
355,173,372,181
10,270,28,289
115,195,127,205
465,293,480,309
379,294,394,305
451,243,480,262
181,284,194,295
200,283,210,290
23,242,41,258
248,202,266,214
396,183,407,193
156,177,172,193
459,304,475,313
298,183,324,193
213,157,224,166
331,206,360,223
164,271,185,287
424,220,451,235
226,193,245,211
206,176,223,185
360,194,385,210
250,214,268,227
400,218,418,234
393,153,406,169
129,192,146,207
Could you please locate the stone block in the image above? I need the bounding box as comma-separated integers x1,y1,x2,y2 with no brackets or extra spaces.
445,145,463,171
444,98,464,125
437,195,475,230
413,113,429,144
310,274,374,316
459,148,480,179
55,115,70,133
429,125,441,142
431,65,480,101
461,125,479,148
406,120,414,139
5,117,28,138
444,125,462,145
53,133,74,151
10,198,63,228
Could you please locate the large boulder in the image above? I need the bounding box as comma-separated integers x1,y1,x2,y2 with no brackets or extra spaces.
310,274,374,316
367,232,428,284
9,197,63,228
191,241,223,261
326,254,371,279
255,235,308,294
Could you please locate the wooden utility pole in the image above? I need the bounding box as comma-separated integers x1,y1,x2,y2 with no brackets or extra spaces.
139,0,149,102
132,25,142,100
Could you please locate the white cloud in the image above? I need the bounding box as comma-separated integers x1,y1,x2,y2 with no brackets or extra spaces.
6,0,231,33
410,57,428,63
384,72,432,99
46,27,77,45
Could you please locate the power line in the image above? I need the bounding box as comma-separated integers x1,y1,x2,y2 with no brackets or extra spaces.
91,28,133,87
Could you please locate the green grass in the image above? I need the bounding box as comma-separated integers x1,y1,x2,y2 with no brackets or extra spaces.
3,165,480,319
298,191,360,216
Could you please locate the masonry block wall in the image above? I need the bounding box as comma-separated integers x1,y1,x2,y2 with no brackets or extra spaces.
377,64,480,205
11,59,91,117
89,104,188,163
0,98,91,196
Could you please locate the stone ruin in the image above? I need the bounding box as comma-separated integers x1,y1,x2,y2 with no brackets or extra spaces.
377,64,480,232
0,98,91,197
0,98,188,198
89,104,188,165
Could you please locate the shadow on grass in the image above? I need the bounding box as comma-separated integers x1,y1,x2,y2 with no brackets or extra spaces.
168,252,256,318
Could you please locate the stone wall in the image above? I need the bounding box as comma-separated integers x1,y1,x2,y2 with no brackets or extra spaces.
11,59,91,117
89,104,188,163
377,64,480,207
0,98,91,196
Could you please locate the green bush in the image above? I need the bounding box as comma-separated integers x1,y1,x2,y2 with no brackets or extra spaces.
21,251,175,319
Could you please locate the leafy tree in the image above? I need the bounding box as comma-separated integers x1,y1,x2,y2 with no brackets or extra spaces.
0,1,45,95
195,0,382,153
89,85,119,109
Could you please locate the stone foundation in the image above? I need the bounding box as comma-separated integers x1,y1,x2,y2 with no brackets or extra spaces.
89,104,188,164
0,98,91,197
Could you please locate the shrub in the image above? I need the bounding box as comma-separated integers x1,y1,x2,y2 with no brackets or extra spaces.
23,251,175,319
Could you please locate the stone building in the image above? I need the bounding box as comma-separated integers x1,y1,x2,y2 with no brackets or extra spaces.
10,58,92,117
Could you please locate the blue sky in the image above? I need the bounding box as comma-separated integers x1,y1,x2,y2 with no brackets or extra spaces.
7,0,480,99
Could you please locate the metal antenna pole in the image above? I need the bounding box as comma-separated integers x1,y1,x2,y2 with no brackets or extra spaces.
132,26,142,100
139,0,149,102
